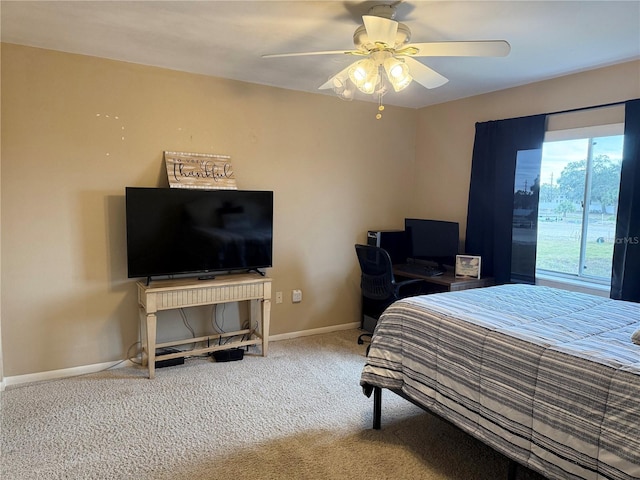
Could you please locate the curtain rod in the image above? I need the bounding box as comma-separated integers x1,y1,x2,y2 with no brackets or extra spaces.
547,99,633,117
482,99,637,125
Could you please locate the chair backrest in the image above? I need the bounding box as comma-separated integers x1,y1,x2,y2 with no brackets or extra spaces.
355,244,397,301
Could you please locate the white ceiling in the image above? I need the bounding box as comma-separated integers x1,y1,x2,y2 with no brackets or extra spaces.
1,1,639,108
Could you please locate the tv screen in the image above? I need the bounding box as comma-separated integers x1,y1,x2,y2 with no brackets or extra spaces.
125,187,273,279
404,218,459,267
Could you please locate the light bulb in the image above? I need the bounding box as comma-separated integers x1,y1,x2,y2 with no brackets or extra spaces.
389,63,405,79
360,75,378,94
340,86,355,101
352,66,367,83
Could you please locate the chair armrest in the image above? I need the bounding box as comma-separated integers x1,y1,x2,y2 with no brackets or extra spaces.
393,279,425,297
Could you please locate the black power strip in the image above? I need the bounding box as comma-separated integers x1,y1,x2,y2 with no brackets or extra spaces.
155,347,185,369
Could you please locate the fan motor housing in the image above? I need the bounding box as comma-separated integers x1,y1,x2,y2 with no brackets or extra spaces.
353,22,411,50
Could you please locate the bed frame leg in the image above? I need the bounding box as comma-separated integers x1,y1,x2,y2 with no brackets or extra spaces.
507,460,518,480
373,386,382,430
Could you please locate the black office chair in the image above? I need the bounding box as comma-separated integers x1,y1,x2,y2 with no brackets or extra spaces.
355,244,425,350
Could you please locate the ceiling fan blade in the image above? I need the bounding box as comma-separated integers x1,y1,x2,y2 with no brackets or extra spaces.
404,57,448,89
262,49,358,59
400,40,511,57
318,63,356,90
362,15,398,46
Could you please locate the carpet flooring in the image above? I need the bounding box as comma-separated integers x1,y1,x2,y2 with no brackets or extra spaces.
1,329,547,479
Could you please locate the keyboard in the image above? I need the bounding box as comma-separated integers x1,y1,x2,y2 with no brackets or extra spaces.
395,263,444,277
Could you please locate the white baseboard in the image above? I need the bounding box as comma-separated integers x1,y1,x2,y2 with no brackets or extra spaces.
3,359,136,389
2,323,362,389
269,322,361,342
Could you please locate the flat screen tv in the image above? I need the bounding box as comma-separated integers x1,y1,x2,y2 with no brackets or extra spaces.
404,218,459,269
125,187,273,280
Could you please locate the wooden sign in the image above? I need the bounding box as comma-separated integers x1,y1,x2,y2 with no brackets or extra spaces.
164,151,237,190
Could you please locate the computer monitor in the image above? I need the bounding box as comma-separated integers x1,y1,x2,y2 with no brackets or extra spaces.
404,218,459,269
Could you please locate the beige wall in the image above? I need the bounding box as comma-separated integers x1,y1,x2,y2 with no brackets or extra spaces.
1,43,638,379
412,61,640,240
1,44,416,377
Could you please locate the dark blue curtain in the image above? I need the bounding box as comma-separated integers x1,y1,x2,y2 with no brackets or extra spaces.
465,115,547,285
611,99,640,302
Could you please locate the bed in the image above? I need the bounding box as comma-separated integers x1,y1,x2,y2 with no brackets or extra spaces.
360,284,640,480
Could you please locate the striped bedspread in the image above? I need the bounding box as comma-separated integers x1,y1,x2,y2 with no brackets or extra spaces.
360,284,640,480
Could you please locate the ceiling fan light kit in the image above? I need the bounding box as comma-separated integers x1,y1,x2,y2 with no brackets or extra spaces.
263,3,510,119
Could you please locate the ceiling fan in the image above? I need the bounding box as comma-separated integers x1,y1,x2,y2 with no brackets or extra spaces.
263,3,510,112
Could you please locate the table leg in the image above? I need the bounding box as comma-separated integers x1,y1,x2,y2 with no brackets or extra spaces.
261,299,271,356
139,306,148,367
146,313,157,379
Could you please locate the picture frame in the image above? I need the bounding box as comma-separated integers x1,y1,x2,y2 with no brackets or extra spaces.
455,255,482,279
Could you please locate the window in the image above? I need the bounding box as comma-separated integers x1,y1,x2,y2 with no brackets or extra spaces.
536,123,624,283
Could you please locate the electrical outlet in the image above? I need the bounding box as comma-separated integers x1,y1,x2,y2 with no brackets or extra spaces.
292,289,302,303
275,291,283,304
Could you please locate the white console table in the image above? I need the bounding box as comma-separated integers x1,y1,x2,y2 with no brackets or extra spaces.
137,273,272,379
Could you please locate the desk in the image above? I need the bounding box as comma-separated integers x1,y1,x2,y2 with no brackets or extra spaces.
361,267,494,334
137,273,271,379
393,264,494,292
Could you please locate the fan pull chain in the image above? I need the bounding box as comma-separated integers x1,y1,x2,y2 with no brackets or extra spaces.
376,94,385,120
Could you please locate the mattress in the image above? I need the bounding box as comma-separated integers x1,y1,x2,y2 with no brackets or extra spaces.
360,284,640,480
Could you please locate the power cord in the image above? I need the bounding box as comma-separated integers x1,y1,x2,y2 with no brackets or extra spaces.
214,303,227,334
178,308,197,351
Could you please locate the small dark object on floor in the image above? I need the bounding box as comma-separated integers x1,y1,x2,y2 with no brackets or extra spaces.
212,348,244,362
155,347,185,368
